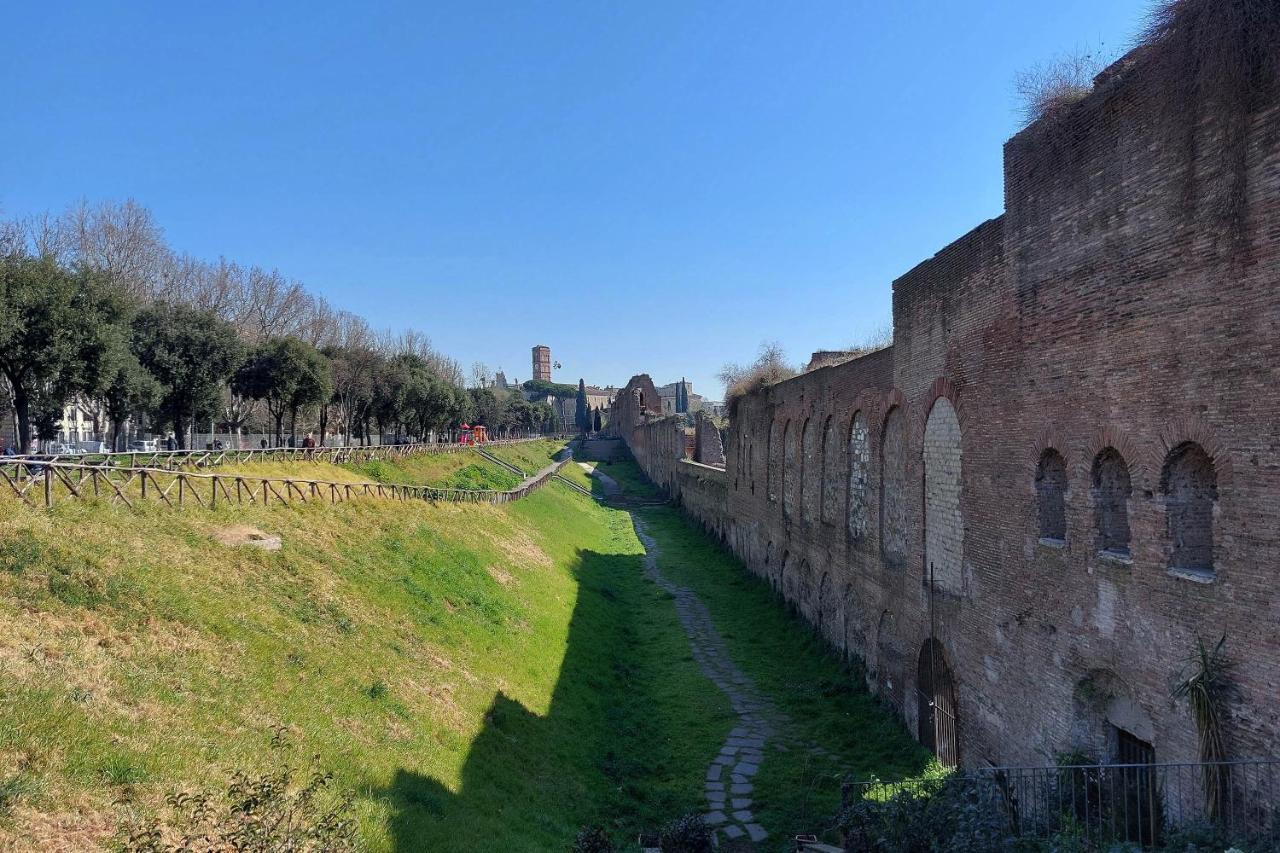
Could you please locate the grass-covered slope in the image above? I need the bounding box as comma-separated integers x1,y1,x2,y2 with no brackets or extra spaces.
479,439,565,475
0,458,727,850
339,438,566,491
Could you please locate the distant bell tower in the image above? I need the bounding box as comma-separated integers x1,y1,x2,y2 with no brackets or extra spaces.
532,345,552,381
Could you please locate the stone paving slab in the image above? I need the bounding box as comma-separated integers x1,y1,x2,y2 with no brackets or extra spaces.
633,515,777,847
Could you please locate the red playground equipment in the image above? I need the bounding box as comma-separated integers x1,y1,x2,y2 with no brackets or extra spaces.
457,424,489,445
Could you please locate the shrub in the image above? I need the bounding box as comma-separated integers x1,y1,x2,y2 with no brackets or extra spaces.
572,824,615,853
1014,49,1105,126
719,342,798,417
123,758,356,852
835,777,1013,853
658,812,713,853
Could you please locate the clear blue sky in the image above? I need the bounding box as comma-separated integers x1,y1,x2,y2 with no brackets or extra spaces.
2,1,1151,398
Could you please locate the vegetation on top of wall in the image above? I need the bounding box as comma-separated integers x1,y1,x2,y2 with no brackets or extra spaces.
522,378,578,398
1014,49,1109,127
717,341,799,418
1012,0,1280,253
1141,0,1280,251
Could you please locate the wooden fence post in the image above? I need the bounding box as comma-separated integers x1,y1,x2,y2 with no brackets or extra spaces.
44,468,52,508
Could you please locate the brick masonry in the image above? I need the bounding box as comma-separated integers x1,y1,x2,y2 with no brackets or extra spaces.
613,47,1280,769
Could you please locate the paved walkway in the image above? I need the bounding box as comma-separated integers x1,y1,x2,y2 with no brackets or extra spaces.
632,515,786,847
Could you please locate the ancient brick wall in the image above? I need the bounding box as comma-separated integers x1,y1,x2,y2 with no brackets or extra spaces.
693,411,725,466
614,46,1280,770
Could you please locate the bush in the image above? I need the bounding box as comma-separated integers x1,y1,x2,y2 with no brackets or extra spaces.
123,759,356,852
658,812,713,853
1013,50,1105,126
572,824,615,853
836,777,1014,853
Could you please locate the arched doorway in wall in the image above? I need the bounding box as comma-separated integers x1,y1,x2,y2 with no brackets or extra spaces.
916,638,958,768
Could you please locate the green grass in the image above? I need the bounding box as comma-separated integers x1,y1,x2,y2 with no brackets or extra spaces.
596,456,663,500
481,439,565,475
343,440,566,491
0,449,926,850
628,486,932,847
0,460,724,850
558,459,597,492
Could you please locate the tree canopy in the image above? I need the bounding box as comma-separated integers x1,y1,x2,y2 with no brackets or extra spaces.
0,254,129,450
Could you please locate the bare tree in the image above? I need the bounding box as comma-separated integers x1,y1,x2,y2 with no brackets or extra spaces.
244,266,309,340
719,341,798,412
59,199,169,298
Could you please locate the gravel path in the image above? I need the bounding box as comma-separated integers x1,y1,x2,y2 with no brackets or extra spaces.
632,515,787,847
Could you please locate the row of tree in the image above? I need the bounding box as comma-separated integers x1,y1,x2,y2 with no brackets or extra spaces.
0,200,563,450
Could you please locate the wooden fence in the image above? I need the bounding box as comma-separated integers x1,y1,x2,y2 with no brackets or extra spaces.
0,457,573,511
5,436,568,471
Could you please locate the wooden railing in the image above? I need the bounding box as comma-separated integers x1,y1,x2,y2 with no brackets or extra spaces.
0,457,573,510
6,437,556,472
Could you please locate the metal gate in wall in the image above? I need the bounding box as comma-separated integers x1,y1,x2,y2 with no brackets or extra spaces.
917,637,958,768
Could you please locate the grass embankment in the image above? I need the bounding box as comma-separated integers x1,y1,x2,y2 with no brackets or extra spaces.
0,456,726,850
479,439,565,475
341,439,567,491
0,447,928,850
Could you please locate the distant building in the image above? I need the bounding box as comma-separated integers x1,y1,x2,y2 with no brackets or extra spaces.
585,385,617,411
656,379,703,415
532,345,552,381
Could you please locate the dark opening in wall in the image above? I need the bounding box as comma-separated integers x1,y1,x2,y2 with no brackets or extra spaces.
1161,442,1218,576
1092,448,1132,558
1036,448,1068,542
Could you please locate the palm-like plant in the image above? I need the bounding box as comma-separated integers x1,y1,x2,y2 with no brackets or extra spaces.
1172,635,1234,821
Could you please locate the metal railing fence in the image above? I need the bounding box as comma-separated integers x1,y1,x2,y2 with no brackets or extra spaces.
847,759,1280,849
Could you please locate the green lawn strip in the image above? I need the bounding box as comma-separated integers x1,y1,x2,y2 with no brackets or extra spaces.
635,502,933,847
600,457,664,501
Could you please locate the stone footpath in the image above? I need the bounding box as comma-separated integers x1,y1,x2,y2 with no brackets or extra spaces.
632,516,790,847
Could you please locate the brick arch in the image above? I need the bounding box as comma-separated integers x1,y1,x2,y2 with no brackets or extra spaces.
1030,425,1071,467
925,376,959,413
1084,425,1149,487
879,388,907,434
1156,416,1233,488
917,377,966,446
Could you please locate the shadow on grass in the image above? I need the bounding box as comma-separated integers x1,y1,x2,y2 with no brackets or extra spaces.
375,544,715,851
